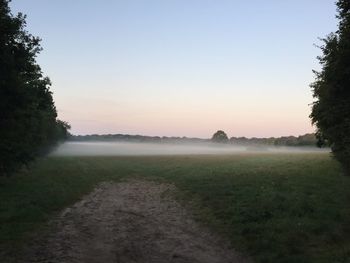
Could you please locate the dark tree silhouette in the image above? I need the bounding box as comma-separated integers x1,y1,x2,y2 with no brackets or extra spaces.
310,0,350,174
0,0,70,176
211,130,229,143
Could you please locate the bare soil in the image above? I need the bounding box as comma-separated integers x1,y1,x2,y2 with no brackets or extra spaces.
24,180,250,263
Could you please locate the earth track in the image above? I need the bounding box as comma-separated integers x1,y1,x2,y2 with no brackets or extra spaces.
24,180,249,263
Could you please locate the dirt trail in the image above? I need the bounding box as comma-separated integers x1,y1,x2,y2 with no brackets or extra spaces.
25,180,249,263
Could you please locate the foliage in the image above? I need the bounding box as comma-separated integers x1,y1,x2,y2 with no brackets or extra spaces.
71,132,318,147
71,132,318,148
0,0,70,176
1,154,349,263
310,0,350,173
211,130,229,143
72,134,192,143
230,133,317,147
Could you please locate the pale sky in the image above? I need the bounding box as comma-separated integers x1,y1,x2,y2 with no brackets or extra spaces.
11,1,338,138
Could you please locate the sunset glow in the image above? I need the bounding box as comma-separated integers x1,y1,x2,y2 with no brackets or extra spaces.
11,0,337,138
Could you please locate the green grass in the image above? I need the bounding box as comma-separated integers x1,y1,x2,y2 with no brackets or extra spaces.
1,153,350,262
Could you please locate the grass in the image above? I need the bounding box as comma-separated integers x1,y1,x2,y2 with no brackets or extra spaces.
1,153,350,262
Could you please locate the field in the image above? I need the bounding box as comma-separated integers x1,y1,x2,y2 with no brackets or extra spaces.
1,153,350,262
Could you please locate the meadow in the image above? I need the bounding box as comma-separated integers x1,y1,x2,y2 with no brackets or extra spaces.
1,152,349,263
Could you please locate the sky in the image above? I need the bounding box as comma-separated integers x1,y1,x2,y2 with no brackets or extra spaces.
10,1,338,138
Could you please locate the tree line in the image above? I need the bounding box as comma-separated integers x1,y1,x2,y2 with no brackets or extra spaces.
230,133,317,147
310,0,350,174
0,0,70,176
71,134,207,144
71,132,318,147
212,130,317,146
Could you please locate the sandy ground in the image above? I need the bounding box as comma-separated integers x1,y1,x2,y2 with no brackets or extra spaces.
24,180,250,263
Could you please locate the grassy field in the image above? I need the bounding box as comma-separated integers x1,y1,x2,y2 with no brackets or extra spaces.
1,153,350,262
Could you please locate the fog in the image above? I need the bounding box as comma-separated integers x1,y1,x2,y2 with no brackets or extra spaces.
51,142,329,156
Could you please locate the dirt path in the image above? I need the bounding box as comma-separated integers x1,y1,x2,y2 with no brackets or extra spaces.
25,180,249,263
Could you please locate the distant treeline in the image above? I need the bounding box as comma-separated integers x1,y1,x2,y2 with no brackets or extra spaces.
230,133,317,147
70,134,208,144
70,133,317,147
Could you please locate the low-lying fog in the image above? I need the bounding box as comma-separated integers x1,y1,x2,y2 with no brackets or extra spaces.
51,142,329,156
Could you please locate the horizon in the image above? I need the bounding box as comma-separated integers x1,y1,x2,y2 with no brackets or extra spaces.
71,131,315,140
10,1,338,138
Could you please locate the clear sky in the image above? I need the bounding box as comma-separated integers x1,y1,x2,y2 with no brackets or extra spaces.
10,1,338,138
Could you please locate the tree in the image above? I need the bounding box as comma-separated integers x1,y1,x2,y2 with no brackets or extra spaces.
310,0,350,174
0,0,70,176
211,130,229,143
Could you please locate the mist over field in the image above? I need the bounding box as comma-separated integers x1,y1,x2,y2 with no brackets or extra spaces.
51,142,329,156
